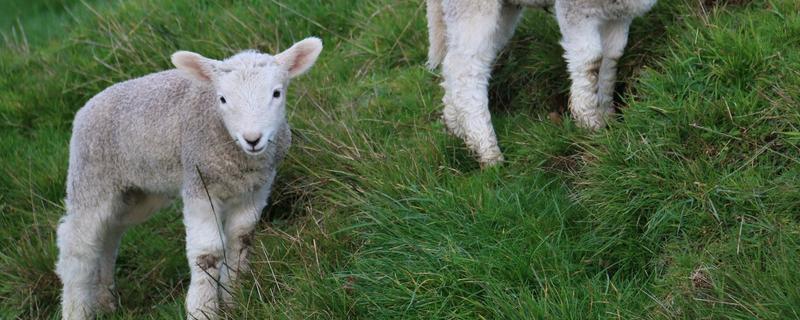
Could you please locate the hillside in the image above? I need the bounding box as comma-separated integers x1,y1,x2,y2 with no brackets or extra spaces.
1,0,798,318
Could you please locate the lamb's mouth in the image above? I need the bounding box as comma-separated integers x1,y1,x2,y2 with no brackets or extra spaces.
245,146,265,155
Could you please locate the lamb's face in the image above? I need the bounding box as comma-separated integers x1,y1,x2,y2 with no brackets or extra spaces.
171,37,323,156
215,63,288,155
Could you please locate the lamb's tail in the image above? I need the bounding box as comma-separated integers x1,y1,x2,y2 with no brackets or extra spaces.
425,0,446,70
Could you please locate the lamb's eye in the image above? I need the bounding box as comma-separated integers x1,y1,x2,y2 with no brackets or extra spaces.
272,90,281,98
220,96,226,104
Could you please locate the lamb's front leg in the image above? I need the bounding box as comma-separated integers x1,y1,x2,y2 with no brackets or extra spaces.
219,175,275,305
557,13,606,129
183,197,227,320
598,18,633,113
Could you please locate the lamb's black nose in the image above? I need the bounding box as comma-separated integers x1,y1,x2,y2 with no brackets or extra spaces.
243,133,262,148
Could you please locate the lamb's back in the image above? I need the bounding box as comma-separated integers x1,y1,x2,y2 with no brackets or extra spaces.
69,70,211,195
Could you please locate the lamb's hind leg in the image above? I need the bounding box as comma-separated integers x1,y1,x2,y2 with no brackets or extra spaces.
556,9,606,129
598,18,633,114
440,2,522,166
56,195,124,320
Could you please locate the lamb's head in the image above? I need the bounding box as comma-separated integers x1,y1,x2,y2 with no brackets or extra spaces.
171,37,323,155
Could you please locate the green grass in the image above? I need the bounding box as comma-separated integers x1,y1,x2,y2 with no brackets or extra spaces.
1,0,799,318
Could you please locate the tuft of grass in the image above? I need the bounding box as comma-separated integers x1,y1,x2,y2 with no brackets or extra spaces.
1,0,798,319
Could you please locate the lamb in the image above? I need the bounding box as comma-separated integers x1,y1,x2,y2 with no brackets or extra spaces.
426,0,657,166
55,37,323,320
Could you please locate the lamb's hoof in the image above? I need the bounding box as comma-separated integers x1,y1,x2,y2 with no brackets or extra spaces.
97,288,118,313
187,311,217,320
579,119,605,131
478,153,504,168
62,304,96,320
573,109,613,131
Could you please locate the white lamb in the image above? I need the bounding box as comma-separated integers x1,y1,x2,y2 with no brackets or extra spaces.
427,0,657,166
55,37,323,319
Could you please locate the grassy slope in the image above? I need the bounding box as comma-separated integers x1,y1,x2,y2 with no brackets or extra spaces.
1,0,798,318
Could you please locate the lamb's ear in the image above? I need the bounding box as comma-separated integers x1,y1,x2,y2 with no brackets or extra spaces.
171,51,219,82
275,37,323,78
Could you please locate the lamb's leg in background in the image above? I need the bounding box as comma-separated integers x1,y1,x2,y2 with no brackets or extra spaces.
426,0,447,69
56,196,122,320
440,2,522,166
95,193,171,311
598,18,633,113
494,5,524,51
557,12,606,129
219,174,275,305
183,197,226,320
96,224,124,313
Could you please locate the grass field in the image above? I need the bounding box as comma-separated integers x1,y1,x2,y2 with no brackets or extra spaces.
1,0,799,318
